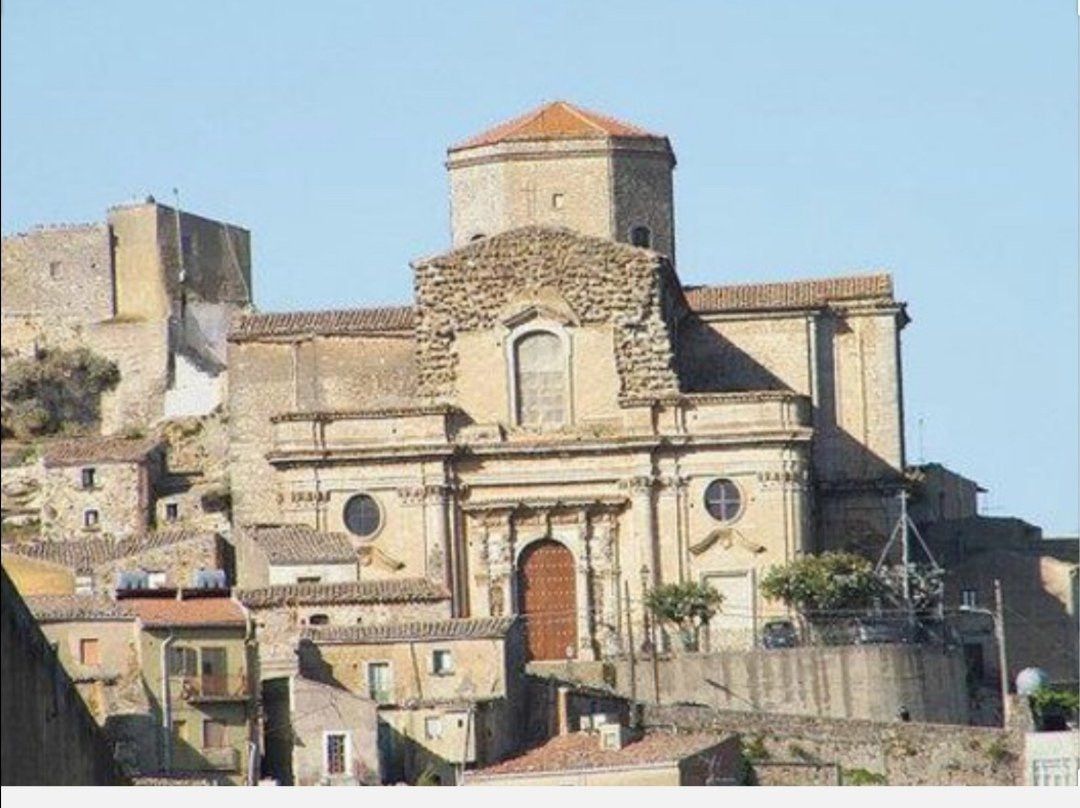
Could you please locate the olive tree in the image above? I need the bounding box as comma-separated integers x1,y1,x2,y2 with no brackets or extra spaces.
645,581,723,652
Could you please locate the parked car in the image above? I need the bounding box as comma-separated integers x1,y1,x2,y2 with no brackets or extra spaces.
761,619,799,649
852,617,921,645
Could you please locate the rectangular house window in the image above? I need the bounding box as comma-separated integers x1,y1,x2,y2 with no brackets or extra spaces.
79,638,100,665
961,589,978,609
165,502,179,522
432,649,454,675
424,716,443,740
84,509,100,528
81,467,96,489
367,662,392,704
325,733,348,776
169,646,198,677
202,720,226,749
201,647,228,696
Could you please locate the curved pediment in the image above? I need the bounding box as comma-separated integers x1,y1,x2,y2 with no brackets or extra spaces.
689,527,766,556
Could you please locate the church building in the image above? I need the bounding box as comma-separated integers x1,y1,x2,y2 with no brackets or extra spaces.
227,101,909,660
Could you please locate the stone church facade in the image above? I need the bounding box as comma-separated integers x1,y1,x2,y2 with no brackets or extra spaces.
227,102,908,660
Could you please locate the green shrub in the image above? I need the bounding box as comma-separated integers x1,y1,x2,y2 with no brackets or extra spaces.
743,734,769,761
760,552,879,613
2,347,120,438
843,767,887,786
985,736,1016,767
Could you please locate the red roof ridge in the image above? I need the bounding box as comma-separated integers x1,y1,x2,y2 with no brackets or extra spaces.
451,101,660,151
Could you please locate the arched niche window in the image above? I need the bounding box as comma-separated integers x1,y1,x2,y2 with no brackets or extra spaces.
630,226,652,248
514,331,567,427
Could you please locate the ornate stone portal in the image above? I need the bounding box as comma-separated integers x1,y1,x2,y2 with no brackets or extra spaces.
466,500,624,660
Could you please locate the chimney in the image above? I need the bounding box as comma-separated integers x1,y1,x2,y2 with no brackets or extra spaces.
556,686,571,736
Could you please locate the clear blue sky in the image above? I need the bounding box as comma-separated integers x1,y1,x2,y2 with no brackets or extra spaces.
2,2,1077,535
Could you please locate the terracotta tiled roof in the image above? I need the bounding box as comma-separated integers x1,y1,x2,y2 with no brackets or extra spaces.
684,273,894,313
472,731,729,778
41,436,161,467
247,525,357,565
237,577,450,609
24,594,136,622
2,530,218,571
302,616,516,644
452,101,660,150
124,596,247,627
229,305,415,341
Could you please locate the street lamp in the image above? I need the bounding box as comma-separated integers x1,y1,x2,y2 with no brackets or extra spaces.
958,578,1009,726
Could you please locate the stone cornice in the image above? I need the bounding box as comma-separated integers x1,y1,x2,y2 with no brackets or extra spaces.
459,495,627,514
619,390,810,408
271,403,456,423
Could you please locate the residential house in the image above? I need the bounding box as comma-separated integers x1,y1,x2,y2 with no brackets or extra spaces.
238,577,451,679
298,615,524,784
40,437,163,539
262,674,380,786
2,528,227,597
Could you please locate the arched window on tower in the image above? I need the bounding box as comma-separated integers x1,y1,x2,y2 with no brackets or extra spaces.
514,331,567,427
630,226,652,248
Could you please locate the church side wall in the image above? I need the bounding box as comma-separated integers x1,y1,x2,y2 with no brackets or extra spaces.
227,334,418,535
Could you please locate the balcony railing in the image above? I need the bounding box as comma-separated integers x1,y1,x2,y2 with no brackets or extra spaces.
173,674,250,702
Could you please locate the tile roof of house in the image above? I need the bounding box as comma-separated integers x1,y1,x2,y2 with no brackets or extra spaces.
229,305,415,341
301,616,516,644
684,273,894,313
24,594,136,622
237,577,451,609
471,730,729,778
1,530,218,571
123,596,247,627
452,101,660,151
41,436,161,467
247,525,358,565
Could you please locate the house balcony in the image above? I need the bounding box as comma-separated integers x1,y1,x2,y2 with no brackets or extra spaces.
173,674,251,703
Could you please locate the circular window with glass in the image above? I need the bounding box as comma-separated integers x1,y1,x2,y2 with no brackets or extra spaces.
343,493,381,539
704,478,743,523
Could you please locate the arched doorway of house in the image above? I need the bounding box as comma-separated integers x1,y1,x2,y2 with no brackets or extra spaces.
517,539,577,661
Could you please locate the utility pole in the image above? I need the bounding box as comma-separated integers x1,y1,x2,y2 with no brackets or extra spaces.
994,578,1010,726
624,580,637,723
900,489,911,608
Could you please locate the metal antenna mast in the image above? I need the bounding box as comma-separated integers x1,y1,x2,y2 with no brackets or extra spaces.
875,487,942,612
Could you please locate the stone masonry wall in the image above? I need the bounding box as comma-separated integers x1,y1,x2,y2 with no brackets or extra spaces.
645,704,1022,786
412,226,684,401
42,460,150,540
1,225,114,322
544,643,970,725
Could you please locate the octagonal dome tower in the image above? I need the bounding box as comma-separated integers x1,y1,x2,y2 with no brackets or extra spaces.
447,101,677,262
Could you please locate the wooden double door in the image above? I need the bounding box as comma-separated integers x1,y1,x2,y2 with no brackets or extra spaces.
517,539,577,661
